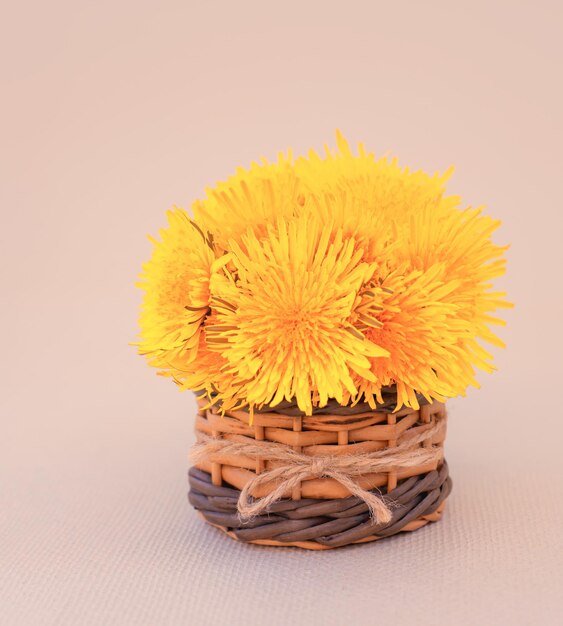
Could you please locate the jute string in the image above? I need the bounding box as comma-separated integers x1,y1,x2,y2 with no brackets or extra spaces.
190,414,445,525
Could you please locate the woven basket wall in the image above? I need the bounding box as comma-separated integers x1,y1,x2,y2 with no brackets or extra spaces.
189,396,451,549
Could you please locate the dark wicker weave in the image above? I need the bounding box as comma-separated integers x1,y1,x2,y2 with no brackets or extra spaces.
189,462,451,548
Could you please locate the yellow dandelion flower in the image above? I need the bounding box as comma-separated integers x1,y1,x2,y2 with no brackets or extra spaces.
349,203,512,410
192,154,304,253
136,208,218,371
164,322,232,397
206,213,389,414
294,130,454,264
350,266,469,410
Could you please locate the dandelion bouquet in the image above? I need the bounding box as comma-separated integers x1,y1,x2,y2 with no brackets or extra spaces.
136,132,511,548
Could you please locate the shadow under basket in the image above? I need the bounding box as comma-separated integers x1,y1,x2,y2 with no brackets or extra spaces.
188,396,452,550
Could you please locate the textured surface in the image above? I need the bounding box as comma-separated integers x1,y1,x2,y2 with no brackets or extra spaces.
2,1,563,625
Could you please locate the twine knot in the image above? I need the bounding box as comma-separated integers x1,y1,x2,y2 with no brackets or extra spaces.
309,458,329,476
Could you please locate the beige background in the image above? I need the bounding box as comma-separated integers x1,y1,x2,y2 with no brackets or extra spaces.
1,1,562,625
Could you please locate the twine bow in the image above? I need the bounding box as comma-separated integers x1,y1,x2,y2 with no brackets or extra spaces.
190,414,445,525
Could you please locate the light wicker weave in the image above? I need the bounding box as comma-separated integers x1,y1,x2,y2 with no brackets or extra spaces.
189,395,451,549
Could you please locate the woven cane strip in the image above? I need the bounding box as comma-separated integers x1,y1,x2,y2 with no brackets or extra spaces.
188,462,451,548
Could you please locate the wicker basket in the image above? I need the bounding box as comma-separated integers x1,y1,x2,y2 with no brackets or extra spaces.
189,395,451,549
